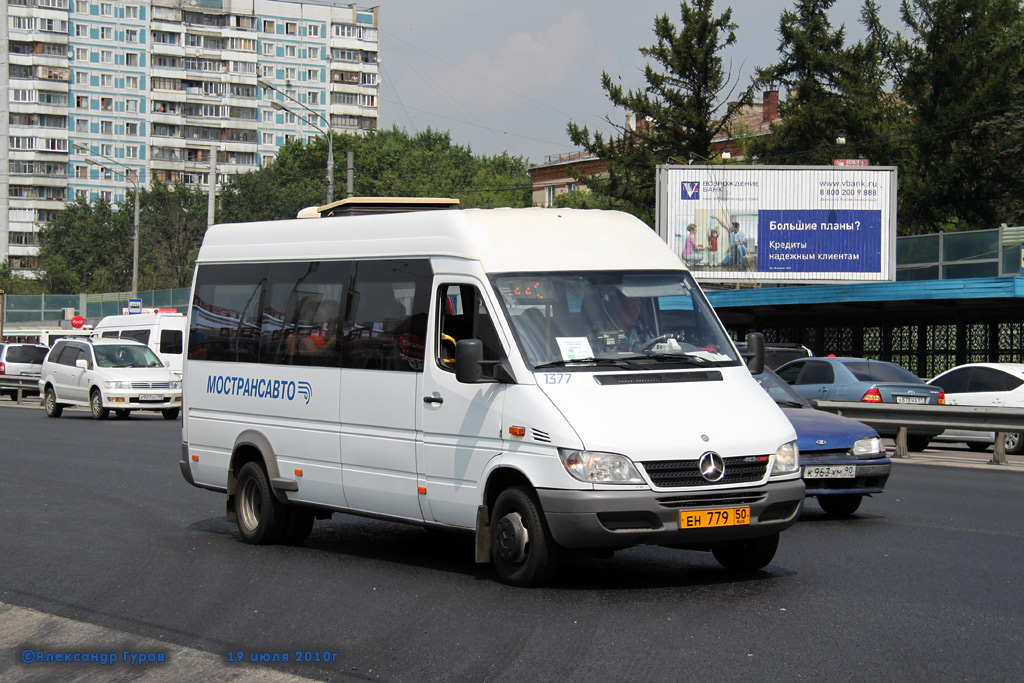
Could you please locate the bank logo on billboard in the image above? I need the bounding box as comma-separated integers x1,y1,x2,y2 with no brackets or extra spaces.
681,182,700,200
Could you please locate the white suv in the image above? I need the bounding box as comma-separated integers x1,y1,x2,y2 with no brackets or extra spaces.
39,338,182,420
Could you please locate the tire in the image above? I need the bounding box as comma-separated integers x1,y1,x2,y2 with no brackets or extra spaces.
906,435,930,452
115,409,132,419
818,493,863,517
712,533,779,572
235,461,288,545
966,441,990,453
283,508,316,544
491,486,561,587
90,389,109,419
161,408,180,420
44,386,62,418
1004,432,1024,455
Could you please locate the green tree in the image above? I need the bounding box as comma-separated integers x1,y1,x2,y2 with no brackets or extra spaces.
218,127,531,223
38,196,132,293
0,260,46,295
891,0,1024,234
139,182,209,289
567,0,754,226
750,0,897,166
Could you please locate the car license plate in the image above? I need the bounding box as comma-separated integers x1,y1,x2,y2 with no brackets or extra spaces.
139,394,163,401
803,465,856,479
895,395,926,404
679,507,750,529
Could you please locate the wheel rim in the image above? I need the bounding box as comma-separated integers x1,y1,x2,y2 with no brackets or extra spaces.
1005,433,1020,451
91,393,101,415
495,511,529,564
46,390,54,412
238,478,261,533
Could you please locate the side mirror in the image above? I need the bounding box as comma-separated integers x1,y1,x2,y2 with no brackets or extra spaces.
455,339,484,384
75,358,91,371
743,332,765,375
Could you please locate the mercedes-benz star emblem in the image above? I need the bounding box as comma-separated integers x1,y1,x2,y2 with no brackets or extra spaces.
698,451,725,482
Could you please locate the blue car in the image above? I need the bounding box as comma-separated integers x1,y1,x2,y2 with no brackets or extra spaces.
755,368,892,517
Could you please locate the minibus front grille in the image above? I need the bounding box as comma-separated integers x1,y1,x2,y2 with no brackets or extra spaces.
641,456,768,488
130,381,172,390
655,492,767,509
594,371,722,386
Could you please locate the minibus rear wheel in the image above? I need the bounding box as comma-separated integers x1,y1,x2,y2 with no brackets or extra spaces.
44,387,62,418
235,461,288,544
491,486,560,587
711,533,779,572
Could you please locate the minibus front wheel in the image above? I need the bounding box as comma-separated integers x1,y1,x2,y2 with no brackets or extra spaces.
711,533,779,572
491,486,560,587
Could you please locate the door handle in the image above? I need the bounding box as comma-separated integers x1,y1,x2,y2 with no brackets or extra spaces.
423,395,443,405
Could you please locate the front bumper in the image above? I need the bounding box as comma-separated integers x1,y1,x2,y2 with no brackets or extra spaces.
801,457,891,496
102,391,182,410
537,478,805,550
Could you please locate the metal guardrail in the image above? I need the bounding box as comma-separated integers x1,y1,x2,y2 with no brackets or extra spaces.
0,377,41,405
812,400,1024,465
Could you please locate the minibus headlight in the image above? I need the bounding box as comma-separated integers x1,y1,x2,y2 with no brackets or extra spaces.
558,448,645,484
105,380,131,390
169,380,182,390
852,436,882,457
771,440,799,475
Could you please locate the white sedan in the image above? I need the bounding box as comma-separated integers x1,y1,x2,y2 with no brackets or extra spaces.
928,363,1024,453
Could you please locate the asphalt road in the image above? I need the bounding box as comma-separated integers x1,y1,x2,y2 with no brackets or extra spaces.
1,403,1022,682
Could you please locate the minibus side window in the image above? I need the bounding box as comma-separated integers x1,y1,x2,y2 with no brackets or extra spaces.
122,329,150,345
189,263,269,362
261,260,352,368
340,259,432,372
160,329,183,355
436,284,503,370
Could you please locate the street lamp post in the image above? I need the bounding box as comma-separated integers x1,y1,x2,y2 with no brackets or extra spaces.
258,78,334,203
73,144,140,298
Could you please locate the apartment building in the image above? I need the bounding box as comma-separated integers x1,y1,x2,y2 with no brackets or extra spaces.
3,0,380,274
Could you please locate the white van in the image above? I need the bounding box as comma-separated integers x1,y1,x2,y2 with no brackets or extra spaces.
180,205,804,586
92,312,186,374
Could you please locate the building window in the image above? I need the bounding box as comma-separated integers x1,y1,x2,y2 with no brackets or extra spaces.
101,97,113,111
286,22,297,35
263,41,274,56
100,26,113,40
100,120,113,134
101,74,113,87
75,118,88,132
101,144,112,156
75,0,88,12
126,5,139,19
309,24,320,37
126,147,139,159
101,50,113,64
307,68,320,81
126,75,139,90
285,67,297,80
101,191,112,202
262,132,274,145
262,19,275,33
75,47,89,61
285,45,297,58
76,189,87,200
361,73,377,86
126,122,139,136
308,46,320,60
100,3,112,16
309,92,320,105
76,95,89,108
262,110,273,123
74,24,87,37
126,100,138,113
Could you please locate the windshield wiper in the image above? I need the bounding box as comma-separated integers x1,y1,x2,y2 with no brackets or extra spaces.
534,357,647,370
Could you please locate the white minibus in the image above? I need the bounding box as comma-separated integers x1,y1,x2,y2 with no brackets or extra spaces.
92,312,186,374
180,203,804,586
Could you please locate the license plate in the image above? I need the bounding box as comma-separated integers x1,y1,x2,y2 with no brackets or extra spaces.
679,507,750,529
139,394,163,401
895,395,926,404
804,464,856,479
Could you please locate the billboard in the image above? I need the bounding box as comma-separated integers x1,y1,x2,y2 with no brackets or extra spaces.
655,165,897,283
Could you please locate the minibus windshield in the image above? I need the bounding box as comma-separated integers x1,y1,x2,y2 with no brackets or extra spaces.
492,271,741,370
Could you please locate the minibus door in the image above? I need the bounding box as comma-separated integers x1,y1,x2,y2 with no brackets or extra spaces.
420,282,507,527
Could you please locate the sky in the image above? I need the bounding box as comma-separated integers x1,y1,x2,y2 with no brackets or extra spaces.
374,1,905,165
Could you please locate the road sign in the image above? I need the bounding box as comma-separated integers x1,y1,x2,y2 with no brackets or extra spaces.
128,298,143,314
